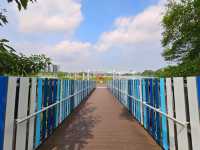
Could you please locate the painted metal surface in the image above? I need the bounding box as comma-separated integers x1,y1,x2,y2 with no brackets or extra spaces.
15,78,30,150
173,77,189,150
27,78,36,150
0,76,95,150
187,77,200,150
35,79,43,148
0,77,8,150
166,78,176,150
160,78,168,150
3,77,16,150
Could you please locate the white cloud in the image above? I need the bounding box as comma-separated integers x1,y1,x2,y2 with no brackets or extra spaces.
95,2,164,52
9,0,167,71
17,0,83,34
12,40,92,70
54,41,91,54
51,40,92,65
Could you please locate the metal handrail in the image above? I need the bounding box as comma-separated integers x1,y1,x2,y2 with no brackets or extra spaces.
16,85,94,124
109,86,189,127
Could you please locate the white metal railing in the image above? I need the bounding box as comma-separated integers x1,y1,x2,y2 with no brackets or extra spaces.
110,86,189,127
16,85,94,124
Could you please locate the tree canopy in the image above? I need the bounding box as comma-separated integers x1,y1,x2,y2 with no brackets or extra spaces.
0,0,52,76
137,0,200,77
0,39,52,76
162,0,200,63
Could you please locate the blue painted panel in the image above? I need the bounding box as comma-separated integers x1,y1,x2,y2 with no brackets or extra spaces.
56,80,60,127
62,80,65,121
145,79,150,130
142,79,147,129
133,80,137,119
155,79,161,143
64,80,66,118
128,80,132,112
197,77,200,110
160,78,168,150
53,80,57,129
47,80,53,136
35,79,43,148
67,80,69,116
0,77,8,150
137,80,141,122
70,80,74,112
149,79,154,136
131,80,134,116
67,80,70,116
42,79,48,140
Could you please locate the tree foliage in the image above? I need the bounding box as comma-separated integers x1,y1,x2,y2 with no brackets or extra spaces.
0,39,52,76
0,0,51,76
162,0,200,63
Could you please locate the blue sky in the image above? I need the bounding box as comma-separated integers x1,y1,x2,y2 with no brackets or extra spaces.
0,0,166,72
76,0,159,42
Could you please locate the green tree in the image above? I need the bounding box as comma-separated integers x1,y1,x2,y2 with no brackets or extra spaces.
0,39,19,74
29,54,51,74
0,43,52,76
162,0,200,63
0,0,52,76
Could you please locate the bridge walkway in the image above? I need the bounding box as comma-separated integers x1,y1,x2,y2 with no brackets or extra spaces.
38,87,161,150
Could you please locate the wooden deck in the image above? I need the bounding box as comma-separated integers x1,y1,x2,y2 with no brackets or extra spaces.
38,87,161,150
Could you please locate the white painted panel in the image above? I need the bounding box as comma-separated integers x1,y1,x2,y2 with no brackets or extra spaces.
3,77,17,150
15,78,30,150
27,78,36,150
166,78,176,150
173,77,189,150
187,77,200,150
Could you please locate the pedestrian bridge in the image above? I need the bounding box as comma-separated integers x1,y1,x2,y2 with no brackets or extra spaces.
38,87,160,150
0,77,200,150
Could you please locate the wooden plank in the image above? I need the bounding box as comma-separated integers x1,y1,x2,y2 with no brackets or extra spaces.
187,77,200,150
166,78,176,150
15,77,30,150
173,77,189,150
160,78,168,150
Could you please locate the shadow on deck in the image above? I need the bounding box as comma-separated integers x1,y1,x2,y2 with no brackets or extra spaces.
38,88,161,150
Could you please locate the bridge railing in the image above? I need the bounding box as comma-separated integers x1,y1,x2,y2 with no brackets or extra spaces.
0,76,96,150
107,77,200,150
